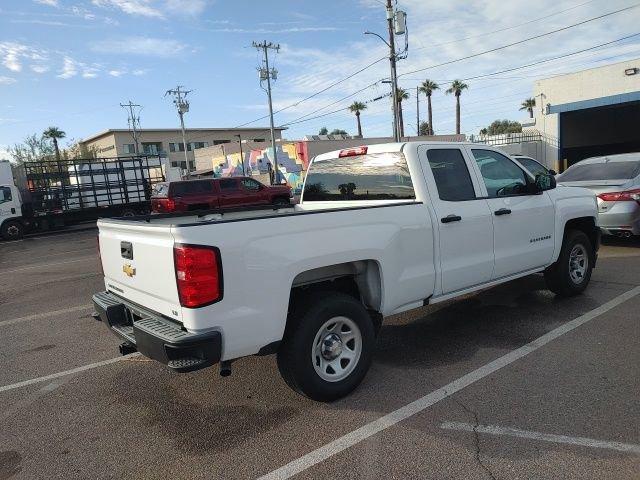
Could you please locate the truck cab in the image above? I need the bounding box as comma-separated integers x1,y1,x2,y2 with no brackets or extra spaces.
0,160,25,240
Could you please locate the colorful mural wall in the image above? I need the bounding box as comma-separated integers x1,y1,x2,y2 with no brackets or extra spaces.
211,142,309,190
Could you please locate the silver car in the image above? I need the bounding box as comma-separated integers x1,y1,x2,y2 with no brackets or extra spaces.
557,153,640,237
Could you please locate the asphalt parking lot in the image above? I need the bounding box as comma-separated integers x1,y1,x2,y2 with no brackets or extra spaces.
1,230,639,480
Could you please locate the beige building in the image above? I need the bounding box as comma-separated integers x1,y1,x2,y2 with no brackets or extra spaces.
532,58,640,168
80,127,286,171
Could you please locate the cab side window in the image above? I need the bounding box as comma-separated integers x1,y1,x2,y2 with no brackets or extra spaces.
0,186,12,203
472,149,528,197
241,178,261,191
426,149,476,201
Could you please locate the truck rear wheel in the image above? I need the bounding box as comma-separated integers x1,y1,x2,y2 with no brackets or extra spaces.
277,291,375,402
1,220,24,241
544,229,593,297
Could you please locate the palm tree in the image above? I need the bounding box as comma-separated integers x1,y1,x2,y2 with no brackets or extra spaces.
445,80,469,135
42,126,66,161
396,88,410,138
520,97,536,118
418,79,439,135
348,101,367,138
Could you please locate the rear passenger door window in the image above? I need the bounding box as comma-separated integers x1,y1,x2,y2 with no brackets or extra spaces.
426,149,476,201
241,178,261,191
219,179,238,191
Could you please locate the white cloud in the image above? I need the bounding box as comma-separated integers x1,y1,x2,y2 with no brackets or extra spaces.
30,64,49,73
108,69,126,76
0,76,17,85
82,68,99,78
91,0,164,18
58,57,78,78
132,69,148,75
0,42,46,73
207,26,340,34
164,0,208,16
91,37,187,56
34,0,59,6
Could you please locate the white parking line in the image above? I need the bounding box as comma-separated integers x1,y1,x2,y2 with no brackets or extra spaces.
440,421,640,454
0,354,139,394
0,305,92,328
258,285,640,480
0,257,92,274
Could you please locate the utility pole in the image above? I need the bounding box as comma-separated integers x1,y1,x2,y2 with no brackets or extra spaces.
165,86,192,170
235,134,245,176
120,100,142,154
386,0,400,142
253,40,280,184
416,86,420,136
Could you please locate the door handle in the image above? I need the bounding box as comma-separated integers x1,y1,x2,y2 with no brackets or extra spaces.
494,208,512,216
441,214,462,223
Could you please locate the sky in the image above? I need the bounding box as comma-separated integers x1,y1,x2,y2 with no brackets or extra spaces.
0,0,639,159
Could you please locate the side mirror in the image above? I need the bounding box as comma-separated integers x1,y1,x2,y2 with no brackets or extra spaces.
535,173,556,192
548,169,557,176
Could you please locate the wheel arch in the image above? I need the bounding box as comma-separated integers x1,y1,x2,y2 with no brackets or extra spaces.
287,260,383,332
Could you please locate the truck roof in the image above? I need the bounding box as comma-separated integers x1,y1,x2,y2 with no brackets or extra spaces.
313,141,477,162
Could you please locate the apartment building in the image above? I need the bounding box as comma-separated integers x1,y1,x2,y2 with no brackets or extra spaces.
80,127,286,171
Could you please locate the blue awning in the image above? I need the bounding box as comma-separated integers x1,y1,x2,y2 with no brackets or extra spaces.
547,91,640,114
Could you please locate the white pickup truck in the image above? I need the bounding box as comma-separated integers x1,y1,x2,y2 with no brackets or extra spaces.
93,142,599,401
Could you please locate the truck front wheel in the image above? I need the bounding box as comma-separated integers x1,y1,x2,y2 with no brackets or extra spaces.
544,229,593,297
1,220,24,241
277,291,375,402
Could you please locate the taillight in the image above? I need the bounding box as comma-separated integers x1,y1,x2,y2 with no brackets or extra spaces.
165,198,176,211
174,244,223,308
597,188,640,203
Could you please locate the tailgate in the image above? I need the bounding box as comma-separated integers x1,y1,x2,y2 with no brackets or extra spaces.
98,219,182,322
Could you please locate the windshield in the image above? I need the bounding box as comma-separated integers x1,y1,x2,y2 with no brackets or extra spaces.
558,161,640,182
516,157,547,176
303,152,415,201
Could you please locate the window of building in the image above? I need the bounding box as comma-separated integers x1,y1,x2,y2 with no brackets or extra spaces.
213,140,231,145
253,138,265,143
426,149,476,201
191,142,208,150
142,142,163,155
303,152,415,201
472,149,528,197
123,144,136,154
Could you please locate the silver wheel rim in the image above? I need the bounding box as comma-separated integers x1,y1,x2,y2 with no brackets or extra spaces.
7,225,19,237
569,244,588,284
312,316,362,383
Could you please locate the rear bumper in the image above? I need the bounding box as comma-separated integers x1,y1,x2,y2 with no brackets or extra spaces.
92,291,222,373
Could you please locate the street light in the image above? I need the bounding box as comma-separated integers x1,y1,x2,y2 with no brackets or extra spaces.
365,31,400,141
235,134,245,176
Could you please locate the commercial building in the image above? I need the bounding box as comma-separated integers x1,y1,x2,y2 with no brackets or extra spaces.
80,127,286,171
532,58,639,169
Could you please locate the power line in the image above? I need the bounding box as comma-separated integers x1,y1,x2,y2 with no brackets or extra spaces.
398,3,640,78
279,33,640,129
232,55,387,128
413,0,598,52
165,85,192,170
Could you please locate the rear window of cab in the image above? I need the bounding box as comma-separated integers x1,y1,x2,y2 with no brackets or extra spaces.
169,180,215,196
303,152,415,201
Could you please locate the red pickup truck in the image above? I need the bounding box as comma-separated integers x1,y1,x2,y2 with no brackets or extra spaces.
151,177,292,213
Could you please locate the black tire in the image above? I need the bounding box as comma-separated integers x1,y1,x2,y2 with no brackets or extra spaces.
277,291,375,402
1,220,24,241
544,229,593,297
272,197,290,207
120,208,137,217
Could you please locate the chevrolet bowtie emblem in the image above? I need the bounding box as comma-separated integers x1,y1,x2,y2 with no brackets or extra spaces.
122,264,136,277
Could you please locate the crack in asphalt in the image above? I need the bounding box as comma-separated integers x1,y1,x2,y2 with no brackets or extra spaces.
448,393,498,480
